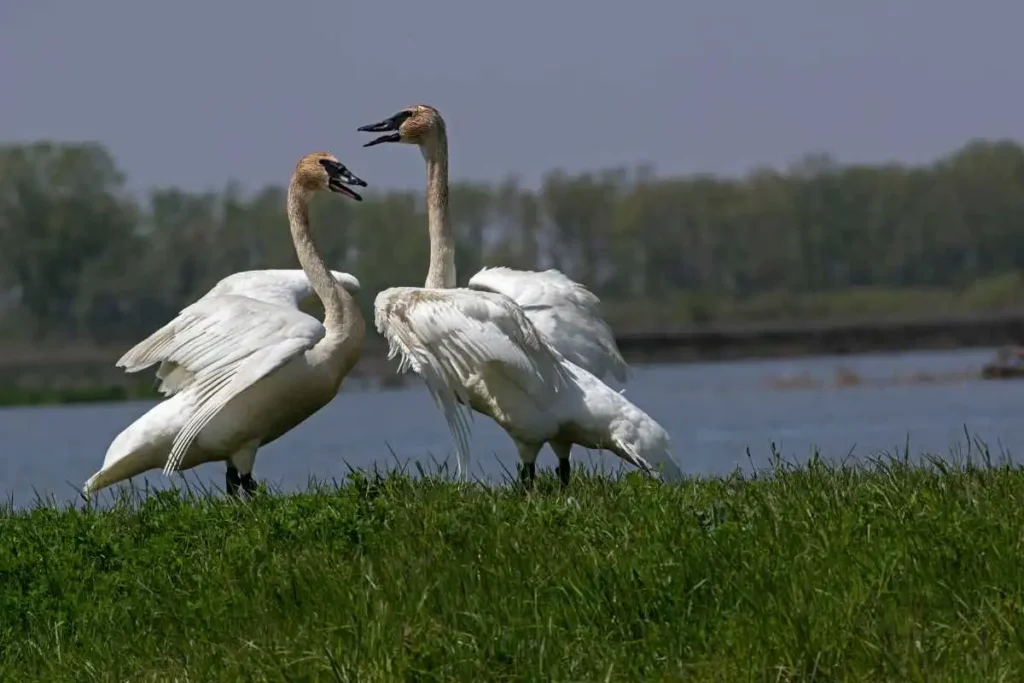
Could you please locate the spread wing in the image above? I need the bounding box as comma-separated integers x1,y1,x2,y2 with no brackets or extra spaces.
468,266,628,382
117,294,325,474
205,268,361,308
152,269,359,396
374,286,571,466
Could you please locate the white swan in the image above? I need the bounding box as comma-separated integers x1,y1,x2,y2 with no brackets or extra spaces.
83,153,368,497
358,104,681,486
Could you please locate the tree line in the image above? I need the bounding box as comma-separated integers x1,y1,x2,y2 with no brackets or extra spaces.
1,138,1023,347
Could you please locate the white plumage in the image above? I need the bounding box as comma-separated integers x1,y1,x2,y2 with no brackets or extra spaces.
152,269,359,397
360,104,681,485
83,153,368,497
467,266,628,383
203,268,361,309
123,295,330,476
375,287,571,458
375,286,680,483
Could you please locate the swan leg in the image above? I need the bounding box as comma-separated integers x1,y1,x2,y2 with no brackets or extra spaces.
551,441,573,488
514,440,541,488
225,465,243,497
226,440,260,498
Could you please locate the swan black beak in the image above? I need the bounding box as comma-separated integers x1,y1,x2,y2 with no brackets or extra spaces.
361,133,401,148
357,114,405,147
320,159,367,201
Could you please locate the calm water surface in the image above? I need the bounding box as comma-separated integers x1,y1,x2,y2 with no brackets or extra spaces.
2,348,1019,508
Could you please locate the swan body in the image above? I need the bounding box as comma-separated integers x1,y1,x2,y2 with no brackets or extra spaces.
152,268,360,397
375,286,681,482
361,104,680,485
467,266,628,382
84,153,368,497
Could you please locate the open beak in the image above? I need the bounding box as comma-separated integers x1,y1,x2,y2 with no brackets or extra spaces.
327,167,368,201
357,116,403,147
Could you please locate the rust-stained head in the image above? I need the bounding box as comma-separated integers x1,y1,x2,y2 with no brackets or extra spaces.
357,104,446,149
292,152,368,201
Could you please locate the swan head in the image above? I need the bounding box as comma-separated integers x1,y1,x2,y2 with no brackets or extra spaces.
293,152,368,201
358,105,445,149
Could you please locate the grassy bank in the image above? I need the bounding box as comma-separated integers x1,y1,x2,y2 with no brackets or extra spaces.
3,456,1024,681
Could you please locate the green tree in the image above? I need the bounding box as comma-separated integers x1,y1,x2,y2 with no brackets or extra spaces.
2,137,1024,347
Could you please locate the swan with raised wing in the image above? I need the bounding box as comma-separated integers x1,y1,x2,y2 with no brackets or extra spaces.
359,104,681,486
83,153,368,497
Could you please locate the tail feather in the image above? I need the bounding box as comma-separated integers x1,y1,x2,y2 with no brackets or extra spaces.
83,466,126,497
609,400,684,483
84,398,183,495
613,437,683,483
646,446,684,483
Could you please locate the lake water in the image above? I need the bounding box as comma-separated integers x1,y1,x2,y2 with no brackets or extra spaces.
2,348,1020,508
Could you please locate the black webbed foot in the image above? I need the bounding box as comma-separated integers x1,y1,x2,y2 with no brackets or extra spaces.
239,472,258,496
557,459,571,488
225,464,242,497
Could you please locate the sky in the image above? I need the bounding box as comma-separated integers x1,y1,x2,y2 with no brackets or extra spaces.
2,0,1022,194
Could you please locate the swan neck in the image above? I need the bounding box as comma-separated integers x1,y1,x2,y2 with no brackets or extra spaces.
423,136,456,290
285,182,365,365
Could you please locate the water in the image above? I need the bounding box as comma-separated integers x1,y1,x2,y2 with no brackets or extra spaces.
2,348,1019,508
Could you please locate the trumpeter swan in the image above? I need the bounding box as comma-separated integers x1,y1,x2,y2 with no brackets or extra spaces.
359,104,682,486
83,153,368,497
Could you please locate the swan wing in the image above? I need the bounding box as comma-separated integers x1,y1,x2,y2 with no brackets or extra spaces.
205,268,361,307
373,286,571,463
117,294,325,474
468,266,628,382
150,269,360,396
204,270,314,308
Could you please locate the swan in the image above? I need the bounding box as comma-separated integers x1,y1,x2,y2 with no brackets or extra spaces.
358,104,682,486
83,152,368,497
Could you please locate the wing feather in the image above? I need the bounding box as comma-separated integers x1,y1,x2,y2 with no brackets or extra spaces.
468,266,628,382
117,294,325,474
163,336,316,474
374,286,571,469
132,269,357,397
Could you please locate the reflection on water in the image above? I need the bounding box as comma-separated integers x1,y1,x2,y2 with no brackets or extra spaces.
1,347,1018,508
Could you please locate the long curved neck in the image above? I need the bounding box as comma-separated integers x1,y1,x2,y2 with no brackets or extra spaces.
285,183,365,368
423,132,457,289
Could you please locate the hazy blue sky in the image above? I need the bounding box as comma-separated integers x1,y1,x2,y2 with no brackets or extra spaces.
2,1,1022,193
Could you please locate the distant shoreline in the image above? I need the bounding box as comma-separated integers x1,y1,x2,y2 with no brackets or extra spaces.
614,309,1024,363
0,311,1019,407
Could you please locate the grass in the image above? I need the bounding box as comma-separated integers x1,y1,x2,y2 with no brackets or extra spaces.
3,451,1024,681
